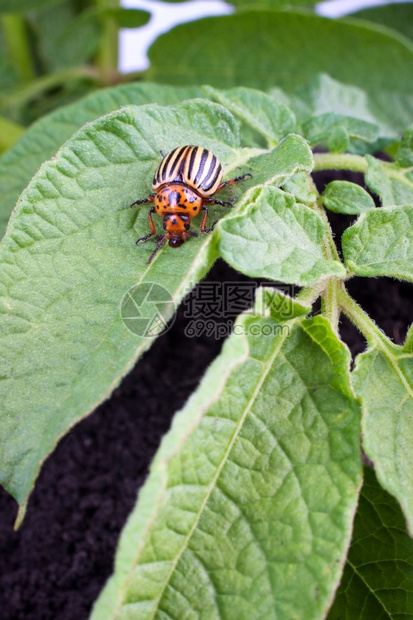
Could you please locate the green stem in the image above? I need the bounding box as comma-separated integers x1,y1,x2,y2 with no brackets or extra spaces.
324,277,340,333
306,174,342,264
1,14,35,82
0,66,99,112
337,284,399,353
297,279,325,306
95,0,120,84
313,153,368,173
296,177,344,330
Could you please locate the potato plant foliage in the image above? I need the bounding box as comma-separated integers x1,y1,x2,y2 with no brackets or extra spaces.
1,2,413,620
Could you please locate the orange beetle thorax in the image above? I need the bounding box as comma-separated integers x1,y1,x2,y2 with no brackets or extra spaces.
154,183,203,218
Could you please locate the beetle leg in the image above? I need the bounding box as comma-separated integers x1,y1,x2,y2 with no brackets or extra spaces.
136,207,156,244
214,172,252,194
207,198,233,208
147,235,167,264
130,193,156,208
200,205,218,234
188,231,199,238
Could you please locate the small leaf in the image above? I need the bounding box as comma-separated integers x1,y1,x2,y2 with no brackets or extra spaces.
242,132,314,188
91,313,361,620
396,124,413,168
328,125,349,154
282,171,318,205
0,100,245,519
322,181,375,215
105,8,150,29
204,85,297,146
352,340,413,535
328,466,413,619
365,155,413,207
343,205,413,281
219,186,345,285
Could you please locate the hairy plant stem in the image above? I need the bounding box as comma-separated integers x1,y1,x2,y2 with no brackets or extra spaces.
337,284,399,353
313,153,368,173
1,14,35,81
95,0,120,84
298,174,343,331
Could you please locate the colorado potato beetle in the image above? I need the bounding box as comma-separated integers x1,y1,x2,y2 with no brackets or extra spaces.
131,145,251,264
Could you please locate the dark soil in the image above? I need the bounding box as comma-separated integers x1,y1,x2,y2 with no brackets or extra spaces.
1,170,412,620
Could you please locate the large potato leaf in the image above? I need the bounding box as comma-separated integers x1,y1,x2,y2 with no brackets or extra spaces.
352,331,413,536
146,9,413,134
91,312,361,620
328,466,413,619
219,185,345,285
0,100,248,522
352,3,413,43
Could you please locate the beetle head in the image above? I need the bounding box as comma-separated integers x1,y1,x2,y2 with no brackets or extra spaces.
163,214,191,247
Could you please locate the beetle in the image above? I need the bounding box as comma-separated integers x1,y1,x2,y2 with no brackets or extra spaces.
131,145,252,264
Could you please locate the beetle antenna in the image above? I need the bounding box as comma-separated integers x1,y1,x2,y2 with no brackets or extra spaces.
147,236,167,264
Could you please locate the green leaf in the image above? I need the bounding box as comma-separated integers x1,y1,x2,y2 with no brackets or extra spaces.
293,73,399,143
0,82,204,239
352,3,413,43
328,466,413,619
240,132,314,189
322,181,375,215
219,186,346,285
328,125,349,154
302,113,379,155
105,8,150,29
204,86,297,147
91,312,361,620
282,171,318,205
365,155,413,206
0,0,62,11
352,339,413,536
0,100,250,521
146,10,413,135
30,5,102,72
396,125,413,168
343,205,413,281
